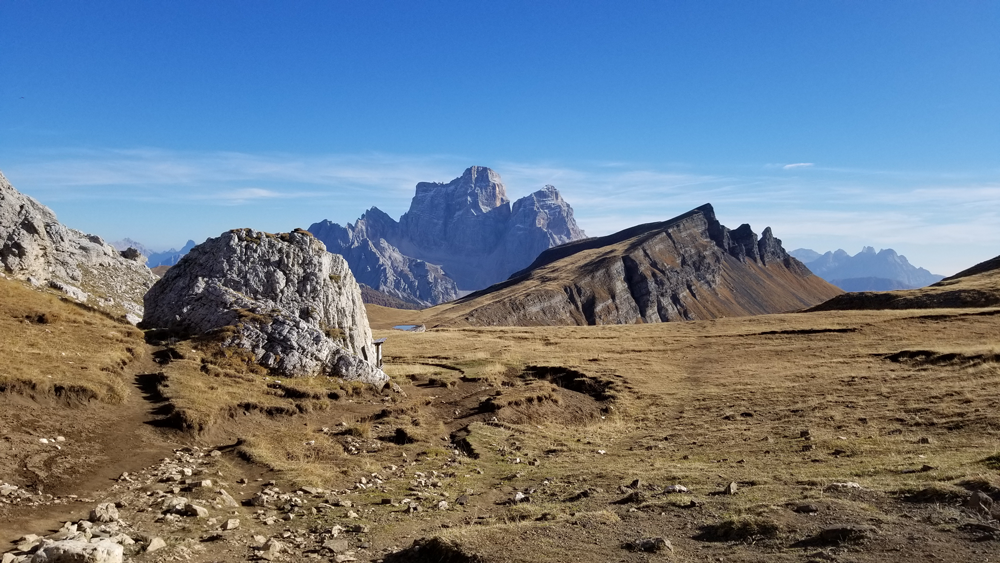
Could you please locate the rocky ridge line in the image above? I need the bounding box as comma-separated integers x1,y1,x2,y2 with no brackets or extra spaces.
790,246,944,290
0,171,156,324
428,204,840,326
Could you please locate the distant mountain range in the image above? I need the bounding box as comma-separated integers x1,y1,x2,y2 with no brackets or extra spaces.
422,204,841,326
308,166,587,307
790,247,943,291
811,252,1000,311
111,239,197,268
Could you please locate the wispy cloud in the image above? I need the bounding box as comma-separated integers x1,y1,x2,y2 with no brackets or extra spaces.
782,162,814,170
3,148,467,203
192,187,311,205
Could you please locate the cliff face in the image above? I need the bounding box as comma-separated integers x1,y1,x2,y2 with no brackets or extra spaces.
398,166,511,256
308,167,586,307
0,171,156,323
423,204,842,327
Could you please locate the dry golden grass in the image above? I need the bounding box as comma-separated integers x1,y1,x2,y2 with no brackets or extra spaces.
152,300,1000,561
151,334,404,484
166,305,1000,494
0,277,143,404
366,308,1000,550
153,337,375,432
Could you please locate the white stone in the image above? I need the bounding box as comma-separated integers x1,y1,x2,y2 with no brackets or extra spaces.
182,503,209,518
89,503,119,523
30,539,123,563
829,482,863,489
146,537,166,552
161,496,189,513
217,489,240,508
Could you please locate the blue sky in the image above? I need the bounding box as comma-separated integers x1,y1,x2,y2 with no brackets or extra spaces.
1,1,997,275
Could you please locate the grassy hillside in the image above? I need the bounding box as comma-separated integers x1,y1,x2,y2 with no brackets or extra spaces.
360,283,422,310
5,256,1000,562
0,276,154,503
0,277,143,404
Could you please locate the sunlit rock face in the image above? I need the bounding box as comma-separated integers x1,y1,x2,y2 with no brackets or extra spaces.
141,228,387,388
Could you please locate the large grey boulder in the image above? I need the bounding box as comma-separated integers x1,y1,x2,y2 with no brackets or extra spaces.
0,171,156,323
141,228,388,387
309,166,587,306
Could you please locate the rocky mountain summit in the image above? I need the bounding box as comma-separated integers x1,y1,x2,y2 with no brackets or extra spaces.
790,247,943,290
0,171,156,323
309,166,586,307
141,228,387,387
423,204,841,326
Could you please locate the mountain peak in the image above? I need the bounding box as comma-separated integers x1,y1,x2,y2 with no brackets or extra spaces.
411,166,509,216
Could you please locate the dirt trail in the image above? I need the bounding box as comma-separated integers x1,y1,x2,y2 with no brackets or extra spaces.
0,352,186,549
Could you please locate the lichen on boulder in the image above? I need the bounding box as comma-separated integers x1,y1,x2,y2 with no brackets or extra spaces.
141,228,388,388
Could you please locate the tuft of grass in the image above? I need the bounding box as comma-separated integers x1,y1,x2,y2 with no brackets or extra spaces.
898,483,969,504
427,376,457,388
982,453,1000,471
323,325,346,341
347,420,373,438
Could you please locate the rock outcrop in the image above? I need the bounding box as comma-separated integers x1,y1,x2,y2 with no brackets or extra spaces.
422,204,842,327
140,228,387,387
308,166,586,307
0,171,156,323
